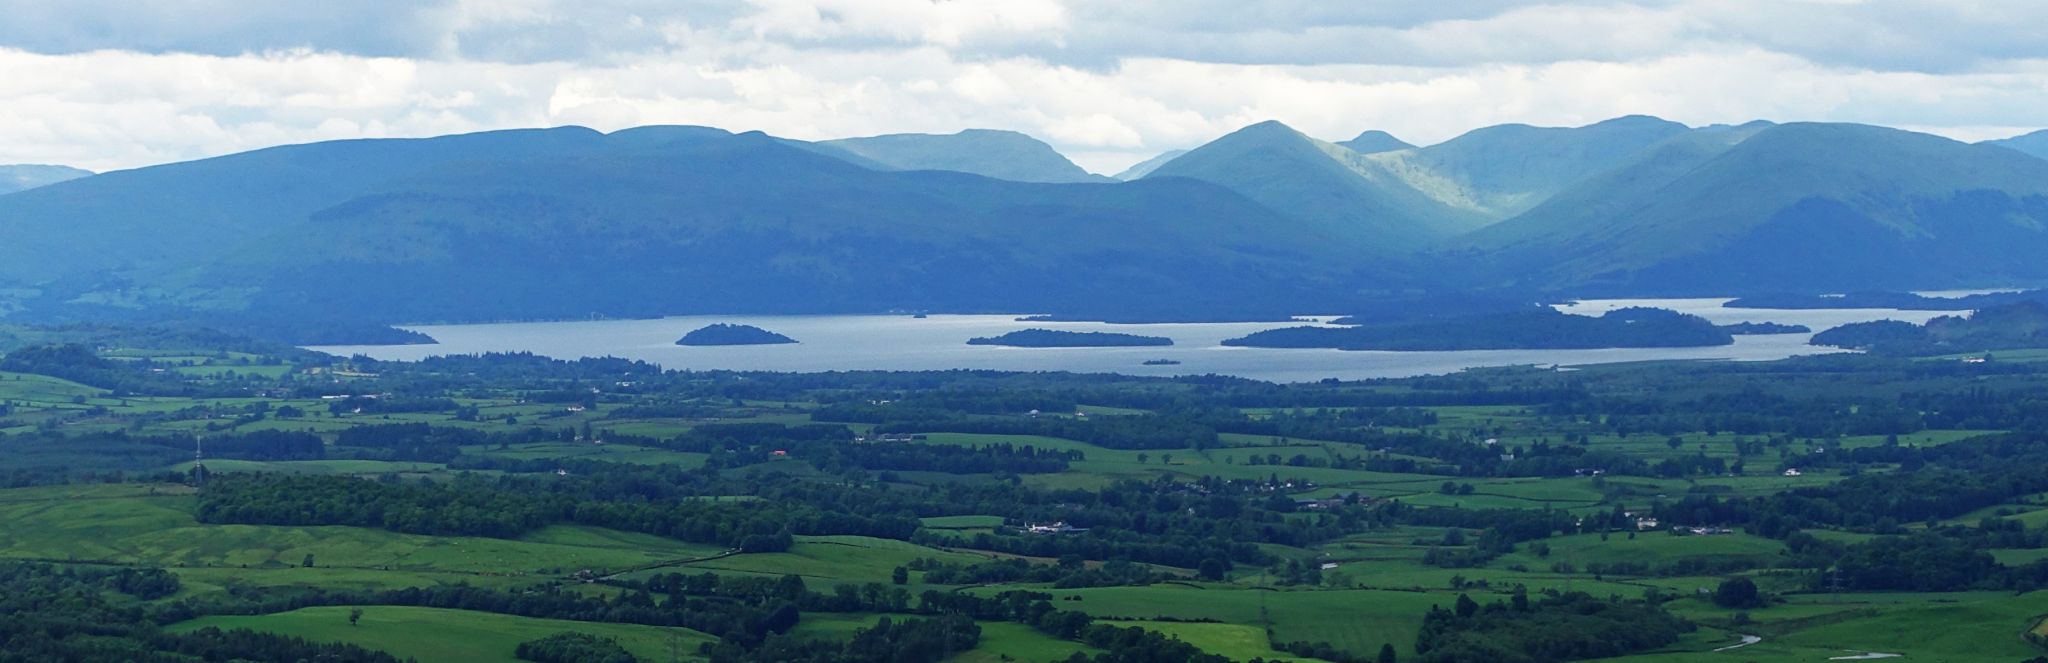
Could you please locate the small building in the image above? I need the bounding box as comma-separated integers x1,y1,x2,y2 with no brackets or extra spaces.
1319,562,1340,571
1634,517,1661,530
1295,498,1347,511
1026,521,1086,535
1783,468,1803,477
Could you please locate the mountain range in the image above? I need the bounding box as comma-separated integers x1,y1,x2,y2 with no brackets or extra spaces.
3,116,2048,341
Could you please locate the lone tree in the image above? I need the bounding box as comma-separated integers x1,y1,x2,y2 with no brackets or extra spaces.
348,608,364,627
1377,643,1398,663
1713,576,1764,609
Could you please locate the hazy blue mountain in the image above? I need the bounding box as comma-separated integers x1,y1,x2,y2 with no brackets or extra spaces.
0,126,629,283
0,126,1391,336
1455,122,1773,255
819,129,1110,183
1337,130,1413,154
1112,149,1187,180
1364,115,1692,222
1460,122,2048,293
1986,129,2048,161
1144,120,1488,250
0,165,92,195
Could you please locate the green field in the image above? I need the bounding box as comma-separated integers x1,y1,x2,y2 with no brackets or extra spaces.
0,484,724,583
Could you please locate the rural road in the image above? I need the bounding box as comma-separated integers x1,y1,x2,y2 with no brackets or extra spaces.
1713,634,1763,652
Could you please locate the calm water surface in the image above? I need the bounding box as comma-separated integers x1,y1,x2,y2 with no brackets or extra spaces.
309,298,1955,383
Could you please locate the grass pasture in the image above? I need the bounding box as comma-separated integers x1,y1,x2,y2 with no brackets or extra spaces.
0,484,724,582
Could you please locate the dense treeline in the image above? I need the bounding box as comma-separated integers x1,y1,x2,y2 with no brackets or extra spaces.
906,556,1168,588
0,561,406,663
853,414,1217,450
516,632,639,663
1414,592,1692,663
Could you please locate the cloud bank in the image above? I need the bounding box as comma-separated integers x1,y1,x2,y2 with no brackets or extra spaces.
3,0,2046,173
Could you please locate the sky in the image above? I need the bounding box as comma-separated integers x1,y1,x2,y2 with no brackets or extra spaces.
3,0,2048,174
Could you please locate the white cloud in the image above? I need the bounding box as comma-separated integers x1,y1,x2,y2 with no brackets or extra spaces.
1,1,2046,174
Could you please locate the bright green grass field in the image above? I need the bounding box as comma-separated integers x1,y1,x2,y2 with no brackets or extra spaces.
956,622,1104,662
1116,620,1327,662
170,606,717,663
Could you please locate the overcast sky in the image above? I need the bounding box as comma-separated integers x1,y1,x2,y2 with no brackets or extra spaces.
4,0,2047,173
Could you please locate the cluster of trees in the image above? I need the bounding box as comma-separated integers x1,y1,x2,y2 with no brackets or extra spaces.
1413,592,1692,662
707,615,979,663
0,561,403,663
194,471,914,550
516,632,638,663
822,412,1218,450
0,343,214,396
905,556,1166,589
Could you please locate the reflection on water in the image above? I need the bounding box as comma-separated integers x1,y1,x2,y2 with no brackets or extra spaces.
309,299,1953,383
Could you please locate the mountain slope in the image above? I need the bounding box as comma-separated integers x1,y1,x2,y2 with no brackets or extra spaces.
1364,115,1692,222
1144,121,1487,250
1986,130,2048,161
819,130,1109,183
0,165,92,195
1337,131,1413,154
1113,150,1187,181
1462,122,2048,293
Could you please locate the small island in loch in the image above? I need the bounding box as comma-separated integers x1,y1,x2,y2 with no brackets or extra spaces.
967,329,1174,348
1224,307,1733,351
675,323,798,346
1811,301,2048,355
1141,358,1182,366
1719,322,1812,335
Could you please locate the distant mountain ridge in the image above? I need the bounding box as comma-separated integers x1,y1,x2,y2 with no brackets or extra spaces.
1457,122,2048,293
819,129,1110,183
1143,120,1489,250
1338,131,1413,154
0,165,92,195
4,116,2048,343
1112,150,1187,181
0,125,1384,340
1986,130,2048,161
